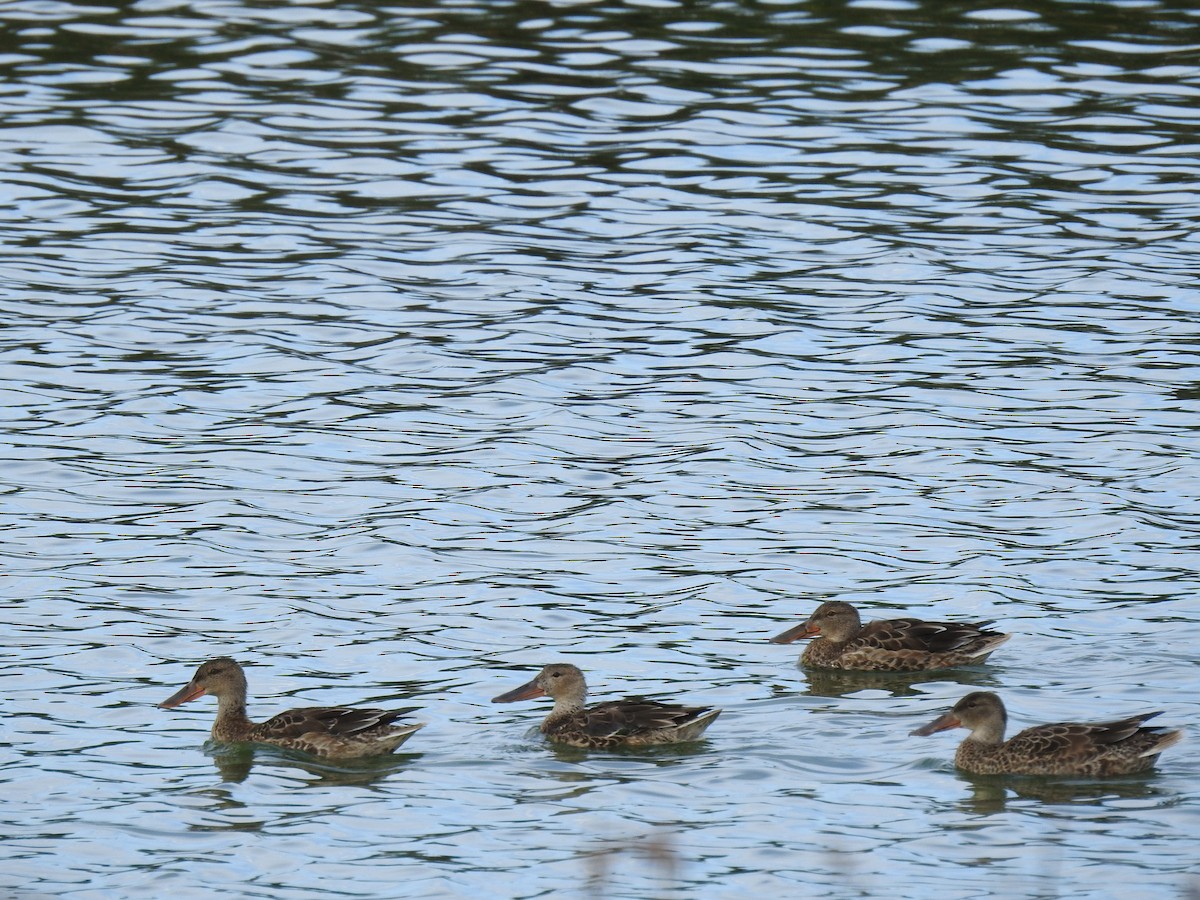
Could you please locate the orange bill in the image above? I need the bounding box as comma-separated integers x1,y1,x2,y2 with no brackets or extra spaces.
491,677,545,703
159,681,206,709
910,711,961,736
769,620,820,644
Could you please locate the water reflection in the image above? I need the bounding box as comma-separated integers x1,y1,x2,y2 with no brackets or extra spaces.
802,666,1002,699
499,737,722,780
951,771,1180,816
205,742,423,787
3,0,1199,896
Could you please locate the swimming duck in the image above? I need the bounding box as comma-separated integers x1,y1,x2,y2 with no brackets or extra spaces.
769,600,1010,671
491,663,720,749
911,691,1182,776
159,657,424,759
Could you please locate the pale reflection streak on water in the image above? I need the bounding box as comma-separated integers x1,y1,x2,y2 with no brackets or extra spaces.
2,0,1200,897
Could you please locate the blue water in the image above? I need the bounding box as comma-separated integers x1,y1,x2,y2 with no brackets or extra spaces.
2,0,1198,896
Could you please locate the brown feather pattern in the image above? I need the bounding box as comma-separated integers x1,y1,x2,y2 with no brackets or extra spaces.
160,657,424,759
492,663,720,749
771,601,1010,671
912,691,1183,776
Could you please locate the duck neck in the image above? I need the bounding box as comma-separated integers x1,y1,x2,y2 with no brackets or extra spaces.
211,691,255,742
965,718,1006,746
822,622,859,645
543,688,587,730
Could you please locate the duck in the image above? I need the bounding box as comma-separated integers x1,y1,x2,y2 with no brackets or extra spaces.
769,600,1010,671
491,663,720,749
911,691,1182,776
159,657,424,759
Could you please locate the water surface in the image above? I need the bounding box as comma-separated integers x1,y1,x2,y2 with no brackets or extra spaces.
2,0,1199,897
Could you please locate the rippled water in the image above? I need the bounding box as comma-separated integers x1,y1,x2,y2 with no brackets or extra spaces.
3,0,1199,896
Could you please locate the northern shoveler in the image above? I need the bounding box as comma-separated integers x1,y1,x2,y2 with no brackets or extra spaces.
491,663,720,749
911,691,1182,776
159,657,424,759
769,600,1010,671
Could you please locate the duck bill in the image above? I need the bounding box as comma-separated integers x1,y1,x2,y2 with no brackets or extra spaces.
769,621,819,644
159,681,206,709
911,711,961,736
491,678,545,703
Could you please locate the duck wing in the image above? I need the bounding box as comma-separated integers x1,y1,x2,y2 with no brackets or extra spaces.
1006,712,1165,760
580,697,712,739
259,706,422,739
858,618,999,653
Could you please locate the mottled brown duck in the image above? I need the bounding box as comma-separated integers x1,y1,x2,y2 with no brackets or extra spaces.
769,600,1010,671
491,663,720,749
911,691,1182,776
159,657,424,759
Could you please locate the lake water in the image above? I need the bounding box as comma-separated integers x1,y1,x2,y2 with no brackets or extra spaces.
2,0,1198,897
